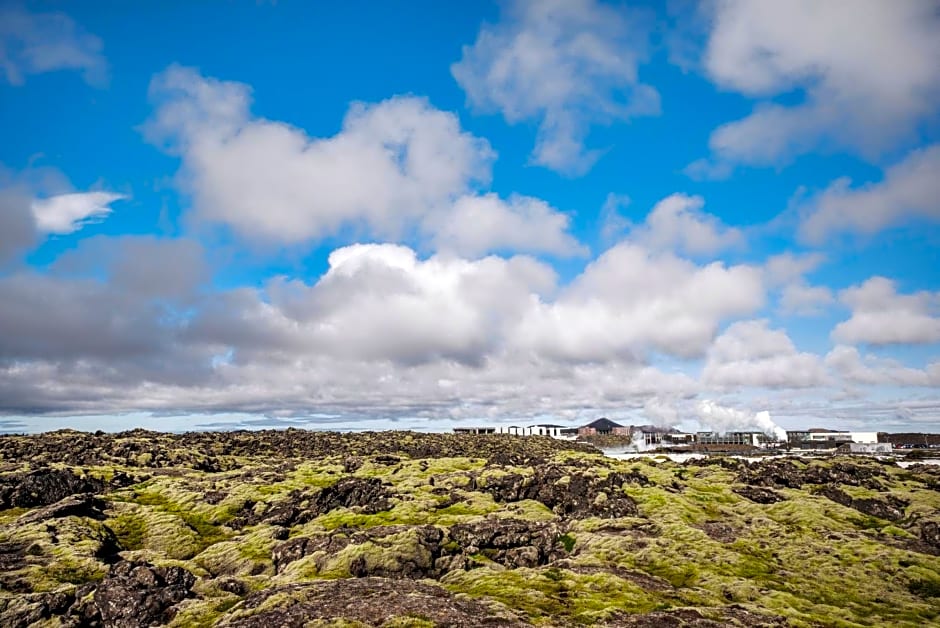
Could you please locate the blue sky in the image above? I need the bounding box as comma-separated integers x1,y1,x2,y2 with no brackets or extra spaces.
1,0,939,435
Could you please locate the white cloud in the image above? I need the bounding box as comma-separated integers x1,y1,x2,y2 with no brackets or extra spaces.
832,277,940,346
763,252,832,317
428,193,587,258
30,191,125,234
146,66,492,243
825,345,939,387
703,319,829,389
516,243,764,361
632,193,742,256
0,238,768,418
259,243,557,366
146,65,581,257
763,252,826,287
800,145,940,243
0,6,107,86
698,0,940,169
779,283,834,316
196,241,762,367
452,0,659,174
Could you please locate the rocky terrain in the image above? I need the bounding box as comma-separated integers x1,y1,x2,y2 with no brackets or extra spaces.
0,429,938,627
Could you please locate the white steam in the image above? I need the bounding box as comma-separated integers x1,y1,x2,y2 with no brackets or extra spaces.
643,398,678,427
696,400,787,441
630,429,656,452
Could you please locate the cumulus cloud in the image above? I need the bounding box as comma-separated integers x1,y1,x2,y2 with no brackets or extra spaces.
779,283,834,316
452,0,659,174
763,252,826,287
145,65,581,257
428,193,587,258
0,5,107,86
0,237,767,418
825,345,939,387
697,1,940,170
763,252,832,316
631,193,742,257
30,191,125,234
799,145,940,244
516,243,764,361
832,277,940,346
146,66,491,243
703,320,829,389
247,243,557,366
696,400,787,441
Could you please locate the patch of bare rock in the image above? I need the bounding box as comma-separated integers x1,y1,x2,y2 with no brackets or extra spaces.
215,579,530,627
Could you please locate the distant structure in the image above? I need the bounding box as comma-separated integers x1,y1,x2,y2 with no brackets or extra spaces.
787,429,879,447
453,424,573,438
454,419,893,452
577,418,630,436
696,431,773,447
634,426,694,447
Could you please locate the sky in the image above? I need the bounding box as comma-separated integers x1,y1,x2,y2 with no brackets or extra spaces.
1,0,939,435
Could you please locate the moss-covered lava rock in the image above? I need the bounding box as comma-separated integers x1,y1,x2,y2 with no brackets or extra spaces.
0,430,939,627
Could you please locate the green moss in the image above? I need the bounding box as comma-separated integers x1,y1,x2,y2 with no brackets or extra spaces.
109,511,147,551
558,533,576,553
442,566,664,624
169,594,243,628
194,527,275,577
0,507,30,525
112,484,231,555
48,558,106,585
279,527,436,581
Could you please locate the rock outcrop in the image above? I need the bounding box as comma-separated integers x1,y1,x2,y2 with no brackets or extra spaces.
216,579,530,627
92,561,196,627
0,468,104,510
481,464,640,518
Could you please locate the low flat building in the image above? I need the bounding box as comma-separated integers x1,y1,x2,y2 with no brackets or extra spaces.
453,424,574,439
697,431,772,447
794,430,880,444
637,429,695,447
530,424,565,438
453,426,497,435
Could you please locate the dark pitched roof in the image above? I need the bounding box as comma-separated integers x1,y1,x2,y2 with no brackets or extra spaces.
582,417,624,431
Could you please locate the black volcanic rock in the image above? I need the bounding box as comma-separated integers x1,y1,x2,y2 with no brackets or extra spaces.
93,561,196,627
0,468,104,510
732,486,785,504
482,464,640,518
216,579,529,627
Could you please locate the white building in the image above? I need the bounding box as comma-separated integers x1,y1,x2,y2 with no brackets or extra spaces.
453,424,572,439
806,431,878,444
